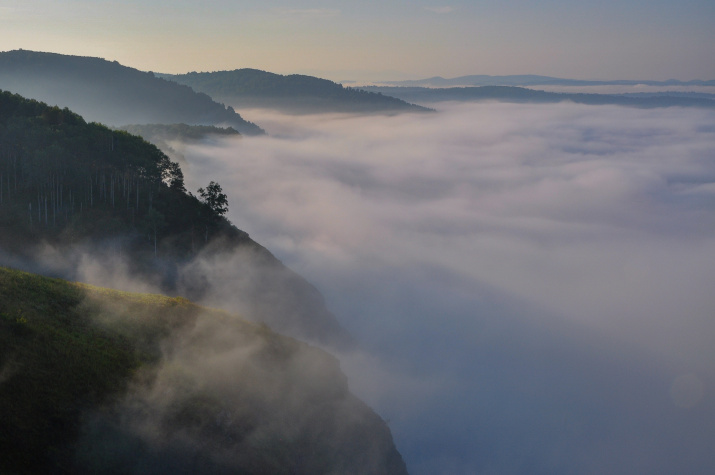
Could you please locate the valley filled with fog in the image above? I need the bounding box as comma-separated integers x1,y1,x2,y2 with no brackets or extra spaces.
178,103,715,474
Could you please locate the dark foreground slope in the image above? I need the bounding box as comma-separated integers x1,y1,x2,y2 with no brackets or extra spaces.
361,85,715,109
0,90,348,345
0,266,408,475
0,50,263,135
160,69,432,114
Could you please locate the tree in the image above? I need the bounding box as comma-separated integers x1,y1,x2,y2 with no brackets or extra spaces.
165,161,186,192
197,181,228,216
143,208,166,258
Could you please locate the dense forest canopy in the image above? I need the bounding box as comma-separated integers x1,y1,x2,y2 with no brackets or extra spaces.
0,89,233,258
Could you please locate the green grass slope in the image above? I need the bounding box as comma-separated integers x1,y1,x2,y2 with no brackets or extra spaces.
0,266,408,474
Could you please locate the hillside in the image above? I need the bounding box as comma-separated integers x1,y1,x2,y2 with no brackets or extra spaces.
159,69,432,114
0,266,408,474
0,89,350,346
360,85,715,109
0,50,263,135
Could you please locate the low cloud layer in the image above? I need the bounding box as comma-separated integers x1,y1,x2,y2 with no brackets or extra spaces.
180,103,715,474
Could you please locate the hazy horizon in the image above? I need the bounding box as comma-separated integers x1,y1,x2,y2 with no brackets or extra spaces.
1,1,714,82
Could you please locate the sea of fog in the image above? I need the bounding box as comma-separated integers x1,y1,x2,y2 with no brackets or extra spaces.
178,103,715,475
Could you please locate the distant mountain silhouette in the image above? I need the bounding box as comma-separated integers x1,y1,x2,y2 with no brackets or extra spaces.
382,74,715,88
159,69,432,114
0,50,263,135
361,85,715,109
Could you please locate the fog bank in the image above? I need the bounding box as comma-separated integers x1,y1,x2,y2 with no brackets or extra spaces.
180,103,715,474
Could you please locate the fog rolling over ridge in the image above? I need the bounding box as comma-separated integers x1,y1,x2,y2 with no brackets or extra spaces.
177,103,715,474
0,91,407,473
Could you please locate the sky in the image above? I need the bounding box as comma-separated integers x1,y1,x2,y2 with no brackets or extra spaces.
1,0,714,81
177,103,715,474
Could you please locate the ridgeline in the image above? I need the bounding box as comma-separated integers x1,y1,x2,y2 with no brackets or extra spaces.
360,85,715,109
0,50,263,135
160,69,432,114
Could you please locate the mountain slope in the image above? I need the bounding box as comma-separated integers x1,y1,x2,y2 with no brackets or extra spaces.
0,89,349,346
0,50,263,135
0,266,408,474
160,69,432,114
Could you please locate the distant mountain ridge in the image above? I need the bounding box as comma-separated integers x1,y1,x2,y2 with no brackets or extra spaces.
0,50,263,135
382,74,715,88
159,69,432,114
360,85,715,109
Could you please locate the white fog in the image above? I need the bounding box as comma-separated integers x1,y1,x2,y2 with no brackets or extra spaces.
177,102,715,474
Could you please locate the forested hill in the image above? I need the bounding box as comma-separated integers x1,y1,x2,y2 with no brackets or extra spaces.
0,90,350,346
0,50,263,135
0,266,408,474
159,69,432,114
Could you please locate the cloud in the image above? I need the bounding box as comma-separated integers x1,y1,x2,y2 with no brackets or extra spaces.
178,103,715,474
18,102,708,474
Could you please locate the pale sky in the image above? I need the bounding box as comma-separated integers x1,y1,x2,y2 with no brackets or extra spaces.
1,0,714,81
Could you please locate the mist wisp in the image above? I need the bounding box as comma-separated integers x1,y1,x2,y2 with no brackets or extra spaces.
67,283,403,474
